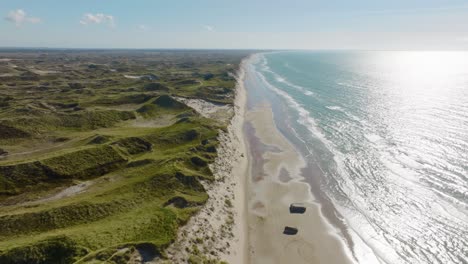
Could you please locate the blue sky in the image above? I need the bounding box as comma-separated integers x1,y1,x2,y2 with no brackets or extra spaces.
1,0,468,49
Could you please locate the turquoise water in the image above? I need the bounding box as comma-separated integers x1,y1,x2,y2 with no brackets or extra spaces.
251,51,468,264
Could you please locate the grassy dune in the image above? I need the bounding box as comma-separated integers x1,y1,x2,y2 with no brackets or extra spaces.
0,50,247,263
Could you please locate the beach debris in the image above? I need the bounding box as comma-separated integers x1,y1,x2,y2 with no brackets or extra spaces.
283,226,298,235
289,203,306,214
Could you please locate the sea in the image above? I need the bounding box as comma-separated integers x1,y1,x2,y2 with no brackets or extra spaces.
247,51,468,264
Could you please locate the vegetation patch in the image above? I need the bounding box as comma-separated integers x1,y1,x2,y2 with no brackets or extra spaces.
58,110,136,130
173,79,200,87
0,236,83,264
0,123,30,139
2,110,136,136
112,137,152,155
153,95,188,109
137,96,193,119
91,94,153,106
0,145,126,195
143,82,170,92
88,134,112,145
136,103,160,117
0,200,135,237
0,50,246,263
41,145,127,178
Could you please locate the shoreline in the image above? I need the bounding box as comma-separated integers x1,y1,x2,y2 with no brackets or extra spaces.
224,56,250,264
243,54,356,264
162,56,250,263
163,54,357,264
215,55,250,264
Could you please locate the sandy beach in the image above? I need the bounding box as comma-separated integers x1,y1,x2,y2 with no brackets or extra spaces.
225,58,249,264
164,54,356,264
242,55,356,264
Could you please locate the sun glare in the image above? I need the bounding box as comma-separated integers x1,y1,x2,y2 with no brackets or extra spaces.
374,51,468,98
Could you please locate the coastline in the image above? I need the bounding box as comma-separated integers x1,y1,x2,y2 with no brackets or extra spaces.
165,50,468,264
163,53,356,264
163,56,250,263
223,56,249,264
243,54,356,264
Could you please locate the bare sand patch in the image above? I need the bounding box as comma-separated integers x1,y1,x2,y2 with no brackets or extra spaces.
174,96,233,124
244,66,356,263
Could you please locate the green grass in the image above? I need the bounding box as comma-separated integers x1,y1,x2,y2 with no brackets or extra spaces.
0,110,136,139
0,116,220,262
111,137,152,155
0,145,127,196
137,95,193,118
0,123,30,140
0,158,211,263
88,94,153,106
0,50,246,263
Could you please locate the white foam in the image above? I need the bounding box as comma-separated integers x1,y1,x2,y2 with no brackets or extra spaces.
275,76,285,82
327,105,344,111
365,133,382,143
258,57,314,97
254,54,399,264
254,52,468,264
272,72,314,96
254,59,335,167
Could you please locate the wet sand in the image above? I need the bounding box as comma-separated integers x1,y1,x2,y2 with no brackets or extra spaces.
243,57,356,264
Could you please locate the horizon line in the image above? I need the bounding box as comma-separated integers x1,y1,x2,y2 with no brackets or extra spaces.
1,47,468,52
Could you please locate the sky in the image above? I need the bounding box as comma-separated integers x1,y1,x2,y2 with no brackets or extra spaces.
1,0,468,50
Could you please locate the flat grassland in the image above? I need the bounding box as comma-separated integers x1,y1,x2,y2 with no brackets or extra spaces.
0,50,247,264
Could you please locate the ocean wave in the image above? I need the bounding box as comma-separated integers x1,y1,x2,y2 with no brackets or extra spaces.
259,55,314,97
326,105,345,111
252,54,468,264
255,67,403,263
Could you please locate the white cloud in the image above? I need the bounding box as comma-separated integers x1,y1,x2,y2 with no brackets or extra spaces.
138,24,150,31
5,9,41,27
80,13,115,27
203,25,214,32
